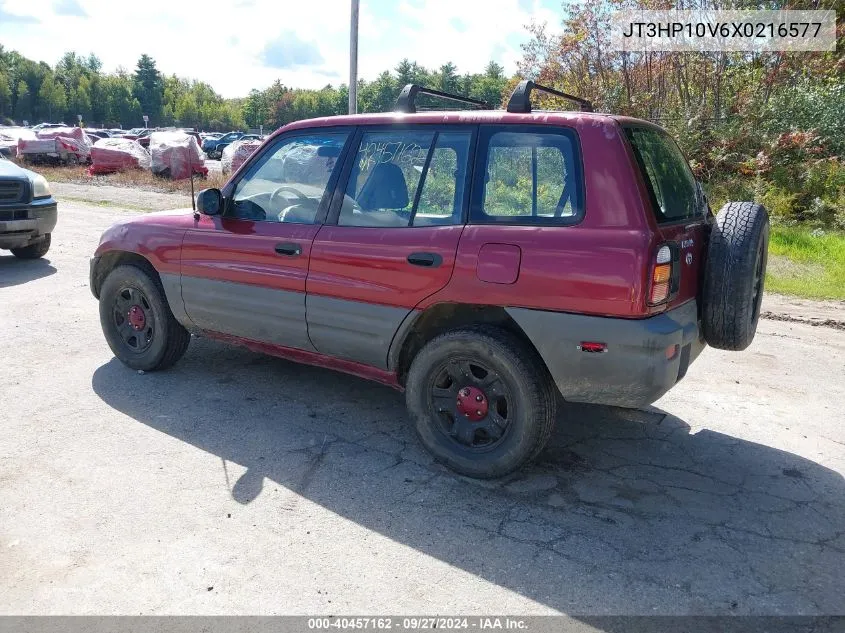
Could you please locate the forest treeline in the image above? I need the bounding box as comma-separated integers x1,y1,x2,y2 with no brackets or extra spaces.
0,48,508,132
0,0,842,226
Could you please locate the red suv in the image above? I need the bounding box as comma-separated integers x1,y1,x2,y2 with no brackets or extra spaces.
90,82,769,478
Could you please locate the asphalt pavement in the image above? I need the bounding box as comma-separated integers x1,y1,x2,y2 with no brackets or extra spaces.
1,194,844,615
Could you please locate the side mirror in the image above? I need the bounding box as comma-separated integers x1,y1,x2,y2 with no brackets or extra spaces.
196,188,223,216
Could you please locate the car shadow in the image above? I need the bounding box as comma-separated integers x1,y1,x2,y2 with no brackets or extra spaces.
0,254,57,288
91,338,845,614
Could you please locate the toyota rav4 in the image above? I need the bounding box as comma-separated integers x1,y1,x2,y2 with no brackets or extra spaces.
90,82,769,478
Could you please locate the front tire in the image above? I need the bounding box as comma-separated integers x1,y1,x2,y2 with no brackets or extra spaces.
99,264,190,371
405,326,557,479
11,234,51,259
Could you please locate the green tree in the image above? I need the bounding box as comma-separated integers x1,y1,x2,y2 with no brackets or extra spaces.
243,89,267,128
88,74,105,126
132,54,163,125
13,80,31,122
0,72,11,117
55,51,86,86
85,53,102,74
69,81,92,124
435,62,458,94
395,59,429,86
469,62,508,108
174,93,200,127
102,74,141,127
484,61,504,80
37,75,66,121
359,71,395,113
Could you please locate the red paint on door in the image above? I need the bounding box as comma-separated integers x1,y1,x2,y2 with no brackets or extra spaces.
307,225,464,308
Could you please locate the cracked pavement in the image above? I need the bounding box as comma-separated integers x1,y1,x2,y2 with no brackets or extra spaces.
1,196,844,615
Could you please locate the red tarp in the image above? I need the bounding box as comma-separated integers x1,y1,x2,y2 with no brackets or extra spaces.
221,139,263,175
150,131,208,180
88,138,151,175
18,126,91,162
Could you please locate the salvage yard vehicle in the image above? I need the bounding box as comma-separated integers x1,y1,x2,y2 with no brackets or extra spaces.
18,126,92,166
0,154,56,258
85,129,111,141
89,82,770,478
202,131,246,159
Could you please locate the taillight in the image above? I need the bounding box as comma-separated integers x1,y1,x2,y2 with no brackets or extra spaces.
649,244,673,305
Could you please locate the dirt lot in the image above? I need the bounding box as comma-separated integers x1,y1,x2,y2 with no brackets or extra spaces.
1,186,844,615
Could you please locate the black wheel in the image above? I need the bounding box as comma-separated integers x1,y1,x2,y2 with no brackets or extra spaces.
11,234,51,259
405,326,557,479
98,264,190,371
702,202,770,351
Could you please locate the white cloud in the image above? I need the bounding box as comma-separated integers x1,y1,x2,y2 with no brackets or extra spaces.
0,0,562,97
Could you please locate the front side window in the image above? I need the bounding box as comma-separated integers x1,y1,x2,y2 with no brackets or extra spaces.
625,127,698,224
231,132,348,223
479,129,582,224
338,129,471,227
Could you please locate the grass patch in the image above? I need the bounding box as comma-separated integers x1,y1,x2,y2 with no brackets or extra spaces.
766,226,845,300
23,163,228,195
58,195,157,212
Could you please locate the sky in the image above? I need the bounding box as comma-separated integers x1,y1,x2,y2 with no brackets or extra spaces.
0,0,563,98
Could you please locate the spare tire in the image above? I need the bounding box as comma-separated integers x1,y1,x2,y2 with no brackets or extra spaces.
702,202,770,351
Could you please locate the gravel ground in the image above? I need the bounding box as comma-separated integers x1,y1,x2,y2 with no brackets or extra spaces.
1,193,844,615
51,182,195,211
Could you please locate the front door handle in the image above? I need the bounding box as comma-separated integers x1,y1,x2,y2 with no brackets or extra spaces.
407,252,442,268
275,242,302,257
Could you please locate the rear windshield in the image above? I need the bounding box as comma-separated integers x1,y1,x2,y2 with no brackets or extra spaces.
626,127,698,224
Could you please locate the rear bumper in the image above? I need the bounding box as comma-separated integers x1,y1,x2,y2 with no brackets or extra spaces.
507,301,705,408
0,199,57,249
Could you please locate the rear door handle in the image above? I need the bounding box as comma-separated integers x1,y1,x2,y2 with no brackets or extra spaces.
407,252,442,268
275,242,302,257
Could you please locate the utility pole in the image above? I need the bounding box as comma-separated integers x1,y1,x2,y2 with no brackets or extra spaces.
349,0,359,114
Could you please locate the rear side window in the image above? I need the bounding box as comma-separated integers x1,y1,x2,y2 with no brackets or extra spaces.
626,127,698,224
338,128,472,227
475,128,583,225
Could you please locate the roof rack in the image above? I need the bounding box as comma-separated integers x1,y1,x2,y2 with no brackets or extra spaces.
394,84,489,114
507,80,593,114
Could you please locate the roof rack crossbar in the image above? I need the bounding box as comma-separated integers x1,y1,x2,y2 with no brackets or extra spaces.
507,80,593,114
394,84,489,114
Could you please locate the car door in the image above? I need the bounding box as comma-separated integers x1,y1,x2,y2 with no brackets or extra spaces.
180,129,352,351
306,125,476,368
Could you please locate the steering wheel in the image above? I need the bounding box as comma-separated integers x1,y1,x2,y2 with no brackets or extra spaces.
269,185,317,222
270,185,309,208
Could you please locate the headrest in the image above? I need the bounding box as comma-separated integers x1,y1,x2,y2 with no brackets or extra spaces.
356,163,409,211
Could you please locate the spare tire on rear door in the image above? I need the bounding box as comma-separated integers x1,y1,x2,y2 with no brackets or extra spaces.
702,202,770,351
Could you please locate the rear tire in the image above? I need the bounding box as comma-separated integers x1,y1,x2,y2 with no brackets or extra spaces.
405,326,557,479
99,264,190,371
702,202,769,351
11,234,51,259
